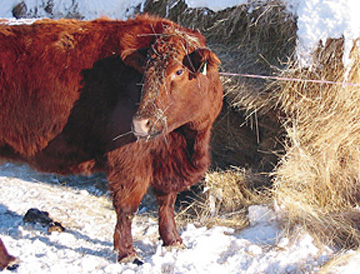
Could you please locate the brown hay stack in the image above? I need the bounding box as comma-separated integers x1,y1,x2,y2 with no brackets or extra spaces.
273,37,360,247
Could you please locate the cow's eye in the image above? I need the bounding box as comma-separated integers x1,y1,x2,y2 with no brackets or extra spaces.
175,70,183,76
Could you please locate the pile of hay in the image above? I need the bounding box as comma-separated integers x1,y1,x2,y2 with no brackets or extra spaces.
273,37,360,247
176,168,271,228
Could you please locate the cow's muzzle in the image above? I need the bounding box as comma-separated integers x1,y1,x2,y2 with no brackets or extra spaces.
132,117,161,140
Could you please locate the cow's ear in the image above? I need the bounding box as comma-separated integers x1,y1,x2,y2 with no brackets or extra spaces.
121,48,148,73
183,48,221,76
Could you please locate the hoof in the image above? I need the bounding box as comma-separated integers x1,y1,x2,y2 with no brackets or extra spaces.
2,257,20,271
132,258,144,266
165,241,187,251
118,254,144,266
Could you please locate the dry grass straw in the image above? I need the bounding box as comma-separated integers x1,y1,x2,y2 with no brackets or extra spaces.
210,107,280,171
273,37,360,248
176,168,271,229
318,250,360,274
183,0,292,171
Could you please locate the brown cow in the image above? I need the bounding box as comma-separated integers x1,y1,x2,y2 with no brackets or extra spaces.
0,15,223,268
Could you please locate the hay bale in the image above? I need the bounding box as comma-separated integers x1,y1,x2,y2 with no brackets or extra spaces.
273,37,360,247
211,105,281,172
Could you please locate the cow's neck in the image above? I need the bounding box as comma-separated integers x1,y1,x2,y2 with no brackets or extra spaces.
175,124,212,165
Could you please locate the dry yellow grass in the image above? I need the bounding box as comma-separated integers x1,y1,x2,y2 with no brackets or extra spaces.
176,168,271,229
318,250,360,273
273,37,360,247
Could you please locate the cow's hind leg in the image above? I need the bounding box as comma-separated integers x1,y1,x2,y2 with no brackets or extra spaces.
110,180,149,265
154,191,183,247
0,238,18,271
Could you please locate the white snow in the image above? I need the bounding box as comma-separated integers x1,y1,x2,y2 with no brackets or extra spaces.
0,163,334,273
184,0,249,11
284,0,360,68
0,18,37,25
74,0,145,20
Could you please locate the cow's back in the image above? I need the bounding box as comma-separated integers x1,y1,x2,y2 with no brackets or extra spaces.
0,20,106,157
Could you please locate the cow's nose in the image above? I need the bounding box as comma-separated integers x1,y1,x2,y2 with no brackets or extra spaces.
132,118,151,138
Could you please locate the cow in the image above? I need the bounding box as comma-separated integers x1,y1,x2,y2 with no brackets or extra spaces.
0,14,223,269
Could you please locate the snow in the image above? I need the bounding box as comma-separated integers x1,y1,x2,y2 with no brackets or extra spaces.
184,0,249,11
0,18,37,25
0,163,334,273
74,0,145,20
284,0,360,68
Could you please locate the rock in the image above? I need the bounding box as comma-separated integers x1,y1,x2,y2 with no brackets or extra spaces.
23,208,52,226
23,208,65,234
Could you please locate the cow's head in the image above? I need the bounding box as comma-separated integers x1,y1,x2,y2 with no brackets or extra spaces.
122,26,223,140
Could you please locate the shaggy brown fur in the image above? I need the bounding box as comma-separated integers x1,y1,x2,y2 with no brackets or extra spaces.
0,15,223,266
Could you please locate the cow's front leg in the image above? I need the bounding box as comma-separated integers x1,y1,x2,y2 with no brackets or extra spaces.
0,238,18,270
154,191,183,247
110,181,149,265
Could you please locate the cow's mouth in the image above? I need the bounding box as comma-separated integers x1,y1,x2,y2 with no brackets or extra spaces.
133,131,161,141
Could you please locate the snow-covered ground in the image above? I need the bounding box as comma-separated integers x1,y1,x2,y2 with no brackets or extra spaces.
0,163,337,273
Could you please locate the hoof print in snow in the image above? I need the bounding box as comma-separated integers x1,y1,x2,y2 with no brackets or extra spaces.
23,208,65,234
